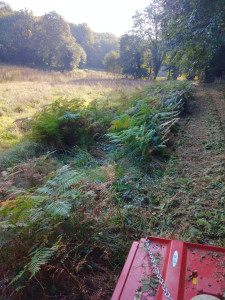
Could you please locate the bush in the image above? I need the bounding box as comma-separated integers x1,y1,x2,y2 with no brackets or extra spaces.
107,81,192,159
29,98,113,149
29,82,192,154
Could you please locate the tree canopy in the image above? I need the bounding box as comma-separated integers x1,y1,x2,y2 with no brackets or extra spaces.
0,3,119,71
118,0,225,81
103,50,121,74
70,24,119,69
119,0,165,79
0,6,82,70
119,34,148,78
162,0,225,80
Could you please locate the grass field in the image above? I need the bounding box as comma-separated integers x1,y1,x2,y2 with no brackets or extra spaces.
0,65,150,149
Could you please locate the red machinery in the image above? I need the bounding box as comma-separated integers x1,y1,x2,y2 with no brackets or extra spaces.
112,236,225,300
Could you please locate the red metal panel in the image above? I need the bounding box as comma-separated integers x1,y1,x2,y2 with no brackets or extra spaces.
111,241,139,300
160,240,187,300
121,238,170,300
111,236,225,300
183,242,225,299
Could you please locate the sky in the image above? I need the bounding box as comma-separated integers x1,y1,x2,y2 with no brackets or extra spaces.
5,0,151,36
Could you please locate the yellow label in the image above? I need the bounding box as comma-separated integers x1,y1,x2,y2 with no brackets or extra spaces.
193,278,197,285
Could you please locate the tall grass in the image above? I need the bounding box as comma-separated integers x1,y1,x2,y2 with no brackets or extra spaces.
0,64,151,85
0,65,151,150
0,65,115,83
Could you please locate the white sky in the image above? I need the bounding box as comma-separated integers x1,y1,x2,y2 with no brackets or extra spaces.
5,0,151,36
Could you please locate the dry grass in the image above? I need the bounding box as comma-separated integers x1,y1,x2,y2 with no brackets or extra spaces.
0,65,151,150
0,64,151,86
0,65,116,83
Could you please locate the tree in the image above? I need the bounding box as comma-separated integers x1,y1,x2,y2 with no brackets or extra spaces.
103,50,121,74
0,9,35,65
119,34,148,79
0,5,119,71
77,45,87,68
31,12,81,70
163,51,179,80
70,23,94,50
0,8,83,70
70,23,92,67
0,1,12,17
89,32,119,69
132,0,165,79
162,0,225,81
70,23,119,69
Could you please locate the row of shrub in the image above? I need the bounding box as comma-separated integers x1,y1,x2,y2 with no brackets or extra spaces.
29,81,192,157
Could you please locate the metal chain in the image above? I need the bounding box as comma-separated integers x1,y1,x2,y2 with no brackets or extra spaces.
145,239,173,300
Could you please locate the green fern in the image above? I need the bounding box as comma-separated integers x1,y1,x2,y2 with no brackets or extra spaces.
10,246,58,285
45,201,73,217
59,112,81,121
107,84,190,159
37,166,82,196
110,115,131,131
27,246,57,278
10,269,26,286
108,123,164,158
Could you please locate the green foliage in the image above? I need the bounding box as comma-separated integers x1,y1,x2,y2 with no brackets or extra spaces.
108,81,192,159
0,1,12,17
70,23,119,69
9,245,58,284
91,32,119,69
2,80,224,299
119,0,225,80
108,124,164,158
0,9,82,70
119,34,148,79
27,246,58,278
0,60,224,300
103,50,121,74
162,0,225,80
70,23,93,68
70,23,94,50
131,0,165,79
29,88,128,148
29,98,97,148
0,141,45,171
0,165,83,275
119,0,165,79
0,4,119,71
110,115,131,131
29,81,192,155
71,147,97,168
0,161,128,297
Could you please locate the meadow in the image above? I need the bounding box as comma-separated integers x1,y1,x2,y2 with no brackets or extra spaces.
0,65,150,150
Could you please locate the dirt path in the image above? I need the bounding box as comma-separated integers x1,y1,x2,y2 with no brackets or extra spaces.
152,84,225,246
